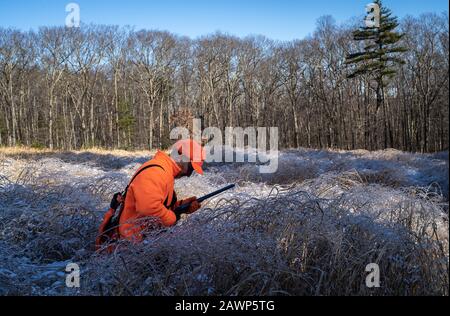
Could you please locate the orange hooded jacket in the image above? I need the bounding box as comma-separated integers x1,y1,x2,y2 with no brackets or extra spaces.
118,151,181,241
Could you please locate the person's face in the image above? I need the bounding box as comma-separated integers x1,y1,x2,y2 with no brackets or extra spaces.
176,160,194,178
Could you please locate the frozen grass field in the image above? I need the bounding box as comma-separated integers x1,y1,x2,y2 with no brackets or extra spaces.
0,147,448,295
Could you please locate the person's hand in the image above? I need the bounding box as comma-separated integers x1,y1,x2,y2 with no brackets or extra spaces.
184,197,201,214
176,196,201,214
110,192,123,210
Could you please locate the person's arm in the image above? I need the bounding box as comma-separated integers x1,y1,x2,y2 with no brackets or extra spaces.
130,168,177,227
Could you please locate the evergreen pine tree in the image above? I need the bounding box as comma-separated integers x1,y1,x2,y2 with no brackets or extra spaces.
346,0,407,148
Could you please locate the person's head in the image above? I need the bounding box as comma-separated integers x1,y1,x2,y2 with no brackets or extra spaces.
170,139,206,178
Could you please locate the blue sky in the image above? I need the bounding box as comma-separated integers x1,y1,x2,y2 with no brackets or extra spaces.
0,0,448,41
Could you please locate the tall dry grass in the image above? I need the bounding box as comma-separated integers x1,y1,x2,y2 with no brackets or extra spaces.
0,148,448,295
87,182,448,296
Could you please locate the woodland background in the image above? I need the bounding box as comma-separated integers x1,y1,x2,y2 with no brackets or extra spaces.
0,13,448,152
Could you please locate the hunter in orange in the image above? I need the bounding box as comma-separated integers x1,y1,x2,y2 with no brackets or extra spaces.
117,139,206,241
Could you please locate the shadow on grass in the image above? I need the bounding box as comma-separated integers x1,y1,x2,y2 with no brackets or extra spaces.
2,151,150,171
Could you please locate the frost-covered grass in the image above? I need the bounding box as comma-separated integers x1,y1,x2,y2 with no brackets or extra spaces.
0,147,448,296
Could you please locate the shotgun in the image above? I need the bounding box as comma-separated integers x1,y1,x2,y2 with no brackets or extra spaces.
174,184,236,213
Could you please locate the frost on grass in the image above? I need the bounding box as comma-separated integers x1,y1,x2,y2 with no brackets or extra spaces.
0,148,448,296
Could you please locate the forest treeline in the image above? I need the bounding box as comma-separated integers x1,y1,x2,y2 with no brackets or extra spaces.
0,13,448,152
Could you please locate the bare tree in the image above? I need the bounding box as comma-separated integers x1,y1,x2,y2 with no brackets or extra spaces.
0,12,447,152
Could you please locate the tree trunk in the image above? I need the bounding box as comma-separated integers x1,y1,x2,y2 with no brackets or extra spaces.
48,87,54,150
9,73,17,147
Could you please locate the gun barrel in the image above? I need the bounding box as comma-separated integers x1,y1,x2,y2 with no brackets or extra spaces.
197,184,235,203
175,184,236,213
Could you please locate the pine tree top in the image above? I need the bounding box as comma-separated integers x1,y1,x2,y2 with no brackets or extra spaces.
345,0,408,86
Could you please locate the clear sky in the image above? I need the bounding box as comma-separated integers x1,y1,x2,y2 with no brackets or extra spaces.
0,0,448,41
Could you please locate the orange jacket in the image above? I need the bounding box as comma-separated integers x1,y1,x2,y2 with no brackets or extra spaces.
118,151,181,241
